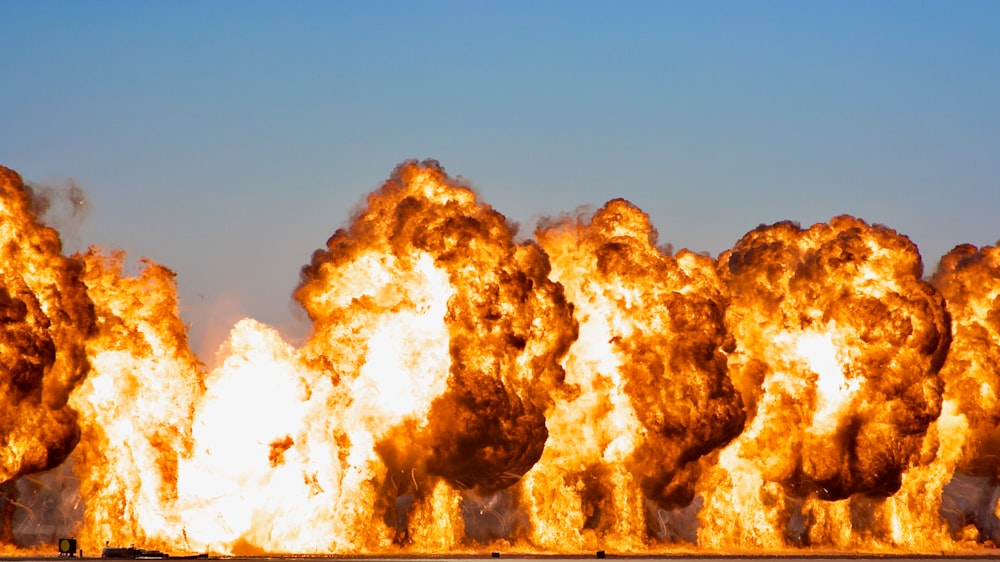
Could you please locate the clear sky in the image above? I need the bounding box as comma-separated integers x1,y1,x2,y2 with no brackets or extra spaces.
2,1,998,358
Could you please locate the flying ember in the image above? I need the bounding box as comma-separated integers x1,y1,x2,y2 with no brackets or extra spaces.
0,160,997,555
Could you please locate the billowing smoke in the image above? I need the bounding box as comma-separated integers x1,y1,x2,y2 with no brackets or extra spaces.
24,178,89,250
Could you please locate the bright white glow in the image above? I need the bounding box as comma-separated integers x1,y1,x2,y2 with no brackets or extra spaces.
797,331,859,435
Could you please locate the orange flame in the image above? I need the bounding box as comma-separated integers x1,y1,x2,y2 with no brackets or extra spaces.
523,199,744,551
1,162,999,555
699,217,951,550
0,166,94,492
294,160,576,550
69,249,204,552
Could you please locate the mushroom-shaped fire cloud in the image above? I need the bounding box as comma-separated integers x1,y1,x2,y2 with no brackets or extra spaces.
295,160,576,542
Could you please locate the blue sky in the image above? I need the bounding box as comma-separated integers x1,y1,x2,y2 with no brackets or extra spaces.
2,1,998,357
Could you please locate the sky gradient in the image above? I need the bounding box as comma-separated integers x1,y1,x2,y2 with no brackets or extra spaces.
2,1,998,359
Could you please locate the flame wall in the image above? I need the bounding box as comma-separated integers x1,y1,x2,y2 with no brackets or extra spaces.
1,161,999,555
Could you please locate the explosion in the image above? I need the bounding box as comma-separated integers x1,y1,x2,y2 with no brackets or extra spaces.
930,244,1000,542
295,160,576,548
69,249,205,551
933,243,1000,472
699,217,951,549
0,167,95,546
522,200,744,550
1,161,999,555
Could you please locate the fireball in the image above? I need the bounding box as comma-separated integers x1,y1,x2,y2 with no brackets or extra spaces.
525,199,744,550
698,216,950,549
294,159,576,548
0,166,94,488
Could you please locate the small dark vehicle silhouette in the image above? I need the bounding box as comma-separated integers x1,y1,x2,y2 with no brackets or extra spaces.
101,546,168,559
